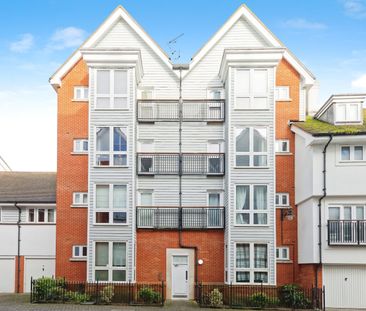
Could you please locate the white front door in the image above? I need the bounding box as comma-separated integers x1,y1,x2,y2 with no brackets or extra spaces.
172,255,188,299
24,258,55,292
0,258,15,293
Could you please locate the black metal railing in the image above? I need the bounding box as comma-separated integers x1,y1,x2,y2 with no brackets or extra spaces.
195,283,324,310
328,220,366,245
137,99,225,122
136,206,225,229
30,277,165,306
137,153,225,176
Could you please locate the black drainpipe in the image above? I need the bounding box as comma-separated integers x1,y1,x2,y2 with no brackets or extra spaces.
15,202,21,293
316,135,332,289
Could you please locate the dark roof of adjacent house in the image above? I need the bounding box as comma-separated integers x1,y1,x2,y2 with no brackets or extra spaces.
292,109,366,137
0,172,56,203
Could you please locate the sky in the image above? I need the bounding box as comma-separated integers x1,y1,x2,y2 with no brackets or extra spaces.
0,0,366,172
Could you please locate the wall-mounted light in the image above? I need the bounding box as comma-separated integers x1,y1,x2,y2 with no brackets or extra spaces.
198,259,204,265
281,208,294,221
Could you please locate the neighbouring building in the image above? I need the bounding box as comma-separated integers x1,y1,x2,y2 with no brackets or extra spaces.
48,4,320,300
291,94,366,308
0,172,56,293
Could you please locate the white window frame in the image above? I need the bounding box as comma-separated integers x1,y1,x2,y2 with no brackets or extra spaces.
137,190,154,228
235,127,268,168
27,207,56,223
275,86,290,101
327,204,366,220
95,126,128,167
338,145,365,163
72,245,87,259
234,242,269,284
73,139,88,153
335,103,361,124
207,191,224,228
95,69,129,110
93,241,128,282
275,139,290,153
0,207,2,222
94,184,128,225
207,88,224,100
235,184,269,226
72,192,88,207
276,247,290,261
73,86,89,101
235,68,269,110
275,193,290,207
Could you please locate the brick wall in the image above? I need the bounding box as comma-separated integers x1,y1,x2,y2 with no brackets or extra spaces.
56,59,88,281
14,256,24,293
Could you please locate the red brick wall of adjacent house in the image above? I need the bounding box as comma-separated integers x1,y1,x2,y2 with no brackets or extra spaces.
14,256,24,293
136,230,224,283
56,59,89,281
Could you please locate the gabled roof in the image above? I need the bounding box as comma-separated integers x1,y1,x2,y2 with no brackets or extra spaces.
185,4,315,85
0,172,56,204
49,5,173,89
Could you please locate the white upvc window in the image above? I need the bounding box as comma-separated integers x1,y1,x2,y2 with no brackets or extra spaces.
73,86,89,101
137,190,154,228
94,241,127,282
335,103,361,123
73,192,88,206
72,245,87,258
340,145,365,162
235,243,268,284
236,185,268,225
95,184,127,225
235,127,268,167
275,140,290,153
235,69,268,110
27,208,55,223
276,247,290,261
96,127,127,166
275,86,290,101
207,191,224,228
328,205,366,221
275,193,290,207
73,139,88,153
95,69,128,109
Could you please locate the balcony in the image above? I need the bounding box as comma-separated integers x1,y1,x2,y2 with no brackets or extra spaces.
328,220,366,245
137,153,225,176
137,99,225,122
136,206,225,229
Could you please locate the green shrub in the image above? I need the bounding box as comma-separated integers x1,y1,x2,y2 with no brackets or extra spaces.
208,288,223,307
248,292,270,308
33,277,65,301
279,284,312,309
100,285,114,304
138,287,162,304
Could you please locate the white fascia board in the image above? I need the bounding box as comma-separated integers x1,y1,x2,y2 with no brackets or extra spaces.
290,125,316,146
50,6,172,90
219,48,285,82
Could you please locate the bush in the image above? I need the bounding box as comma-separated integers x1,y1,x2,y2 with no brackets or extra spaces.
138,287,162,304
208,288,223,307
100,285,114,304
279,284,312,309
248,292,270,308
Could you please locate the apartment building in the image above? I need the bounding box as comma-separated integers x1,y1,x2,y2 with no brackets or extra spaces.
292,94,366,308
50,4,317,299
0,172,56,293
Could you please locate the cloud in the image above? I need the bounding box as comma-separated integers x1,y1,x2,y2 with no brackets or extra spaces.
47,27,86,50
352,74,366,89
9,33,34,53
341,0,366,18
282,18,327,30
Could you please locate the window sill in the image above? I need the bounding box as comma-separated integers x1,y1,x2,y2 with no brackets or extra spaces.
71,204,88,208
275,152,292,156
276,205,291,209
276,99,292,102
93,223,129,226
94,108,129,111
72,99,88,103
234,224,270,227
71,152,88,155
276,260,292,264
234,108,270,111
93,165,129,168
233,166,270,169
69,258,87,262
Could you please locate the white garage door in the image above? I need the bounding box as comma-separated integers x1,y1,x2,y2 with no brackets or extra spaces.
324,265,366,308
0,257,15,293
24,258,55,293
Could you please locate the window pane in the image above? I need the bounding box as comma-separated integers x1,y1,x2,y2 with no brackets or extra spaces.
236,213,250,224
113,212,127,224
356,206,364,220
95,270,108,281
341,146,350,161
96,154,110,166
95,242,108,266
141,192,152,206
236,244,250,268
253,97,267,109
113,154,127,166
114,70,127,94
113,270,126,282
96,185,109,209
254,272,268,283
329,207,340,220
38,209,45,222
282,195,288,206
237,70,250,94
236,271,250,283
29,209,35,222
275,195,279,205
236,97,251,109
344,206,352,220
254,155,267,167
97,70,110,94
254,186,267,210
336,104,346,121
236,186,250,210
253,128,267,152
96,97,110,108
236,155,249,166
114,97,128,109
83,140,88,151
47,209,55,223
83,194,88,204
254,244,267,268
74,247,80,257
113,185,126,209
209,193,220,206
82,247,87,257
253,70,268,94
349,104,359,121
113,128,127,151
113,242,126,267
355,146,363,160
254,213,267,225
96,127,110,151
96,212,109,223
236,128,250,152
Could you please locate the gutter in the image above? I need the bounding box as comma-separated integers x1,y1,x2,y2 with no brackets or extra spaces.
316,135,332,289
15,202,21,293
